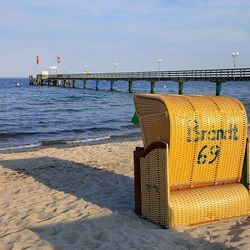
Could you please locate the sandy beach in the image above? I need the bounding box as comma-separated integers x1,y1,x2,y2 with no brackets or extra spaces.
0,140,250,250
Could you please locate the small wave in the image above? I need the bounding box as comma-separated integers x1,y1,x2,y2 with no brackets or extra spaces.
0,143,42,151
50,127,120,134
65,95,83,100
0,131,39,138
0,127,118,140
102,119,118,124
88,127,120,132
0,135,111,151
40,140,67,146
39,135,112,146
109,104,121,107
120,124,138,129
111,132,140,140
14,107,27,111
55,108,80,112
66,135,111,144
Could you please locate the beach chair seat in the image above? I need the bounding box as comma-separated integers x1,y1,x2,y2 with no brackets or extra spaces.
133,94,250,227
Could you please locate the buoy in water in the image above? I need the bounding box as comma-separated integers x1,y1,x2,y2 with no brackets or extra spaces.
16,82,20,87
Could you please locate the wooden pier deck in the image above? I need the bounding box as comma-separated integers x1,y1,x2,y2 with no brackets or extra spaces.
30,67,250,96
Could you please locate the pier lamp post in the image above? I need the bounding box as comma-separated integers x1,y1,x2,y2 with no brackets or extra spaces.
84,65,87,74
232,52,239,69
232,52,239,79
157,58,163,81
113,62,117,81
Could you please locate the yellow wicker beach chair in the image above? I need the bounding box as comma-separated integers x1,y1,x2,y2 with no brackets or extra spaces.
133,94,250,228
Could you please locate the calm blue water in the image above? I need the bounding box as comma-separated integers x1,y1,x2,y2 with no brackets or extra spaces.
0,78,249,150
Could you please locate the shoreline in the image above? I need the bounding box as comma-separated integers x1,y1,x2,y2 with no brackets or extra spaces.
0,134,141,154
0,139,250,249
1,126,249,155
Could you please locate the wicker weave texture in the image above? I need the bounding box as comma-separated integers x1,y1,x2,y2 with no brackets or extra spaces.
134,94,248,187
248,141,250,185
139,146,250,227
169,183,250,227
140,148,169,226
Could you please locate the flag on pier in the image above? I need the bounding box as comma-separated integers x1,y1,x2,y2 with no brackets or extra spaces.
57,56,61,64
36,55,39,64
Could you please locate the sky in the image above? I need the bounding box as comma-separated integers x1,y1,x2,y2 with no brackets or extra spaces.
0,0,250,77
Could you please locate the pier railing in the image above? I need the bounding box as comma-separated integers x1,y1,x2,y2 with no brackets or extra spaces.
32,67,250,96
47,68,250,81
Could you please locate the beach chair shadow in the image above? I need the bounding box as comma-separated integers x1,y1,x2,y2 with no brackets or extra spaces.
0,156,134,213
28,215,235,250
0,155,246,249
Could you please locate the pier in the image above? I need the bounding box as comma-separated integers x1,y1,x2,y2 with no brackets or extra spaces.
29,67,250,96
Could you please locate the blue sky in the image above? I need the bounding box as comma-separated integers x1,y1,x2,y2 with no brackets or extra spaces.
0,0,249,76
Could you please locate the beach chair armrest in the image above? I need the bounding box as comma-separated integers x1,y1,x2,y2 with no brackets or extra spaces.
248,139,250,188
134,142,169,226
242,138,250,190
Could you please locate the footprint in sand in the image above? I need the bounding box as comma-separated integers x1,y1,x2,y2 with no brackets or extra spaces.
15,219,29,227
37,212,55,222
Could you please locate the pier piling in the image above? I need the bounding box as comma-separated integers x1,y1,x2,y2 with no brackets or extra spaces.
96,80,100,91
216,81,223,96
150,80,156,94
178,82,184,95
110,80,114,91
83,79,87,89
128,80,133,93
53,80,58,87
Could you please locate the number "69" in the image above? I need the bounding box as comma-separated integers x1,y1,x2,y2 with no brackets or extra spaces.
197,145,220,164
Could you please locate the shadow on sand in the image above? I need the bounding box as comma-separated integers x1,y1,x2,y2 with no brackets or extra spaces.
0,156,238,249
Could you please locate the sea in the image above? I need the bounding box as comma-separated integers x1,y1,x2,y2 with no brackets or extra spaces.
0,78,249,151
